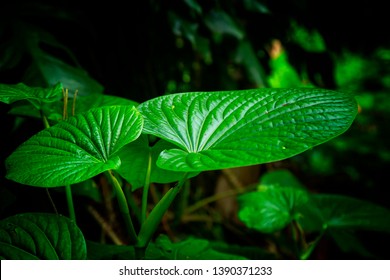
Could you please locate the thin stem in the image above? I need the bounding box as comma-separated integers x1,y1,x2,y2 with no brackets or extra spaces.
172,179,190,226
62,88,68,120
45,189,58,215
41,114,50,129
72,89,78,116
65,185,76,222
39,109,60,216
141,149,152,224
107,170,138,244
300,229,326,260
137,173,189,249
124,185,142,224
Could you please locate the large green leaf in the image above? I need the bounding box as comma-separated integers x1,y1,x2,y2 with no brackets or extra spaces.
116,136,198,190
5,106,143,187
138,88,357,172
0,213,86,260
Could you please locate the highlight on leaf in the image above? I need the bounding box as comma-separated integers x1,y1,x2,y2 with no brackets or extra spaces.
138,88,358,172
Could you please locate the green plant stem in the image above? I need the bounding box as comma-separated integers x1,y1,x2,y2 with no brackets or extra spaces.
141,150,152,224
124,186,141,224
300,230,326,260
40,109,72,219
41,113,50,129
65,185,76,222
137,173,189,249
172,179,190,226
108,170,138,245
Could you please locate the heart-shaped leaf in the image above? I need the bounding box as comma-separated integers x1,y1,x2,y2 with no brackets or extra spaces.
138,88,357,172
237,169,322,233
0,213,86,260
116,136,198,190
5,106,143,187
238,186,310,233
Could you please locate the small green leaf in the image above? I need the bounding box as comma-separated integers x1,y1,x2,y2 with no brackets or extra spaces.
268,52,307,88
0,82,62,108
5,106,143,187
0,213,86,260
138,88,357,172
238,186,310,233
237,169,323,233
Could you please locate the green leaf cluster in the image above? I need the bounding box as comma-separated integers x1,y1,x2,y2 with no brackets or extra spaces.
0,82,359,259
238,169,390,258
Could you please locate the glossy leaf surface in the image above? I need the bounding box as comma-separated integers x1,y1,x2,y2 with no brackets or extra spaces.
6,106,143,187
138,88,357,172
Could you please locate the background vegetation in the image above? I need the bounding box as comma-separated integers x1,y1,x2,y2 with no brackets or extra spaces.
1,0,389,259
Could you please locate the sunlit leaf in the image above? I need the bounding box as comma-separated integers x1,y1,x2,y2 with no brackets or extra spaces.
5,106,143,187
138,88,357,172
0,213,86,260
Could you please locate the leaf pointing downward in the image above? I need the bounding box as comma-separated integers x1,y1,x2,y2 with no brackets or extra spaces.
5,106,143,187
138,88,357,172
